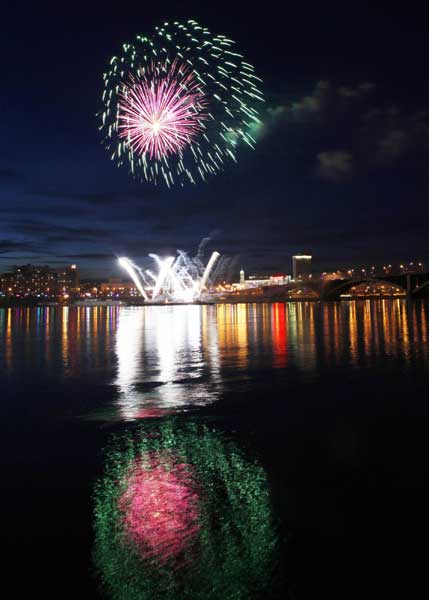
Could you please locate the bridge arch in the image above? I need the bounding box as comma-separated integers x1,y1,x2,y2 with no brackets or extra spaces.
322,278,408,301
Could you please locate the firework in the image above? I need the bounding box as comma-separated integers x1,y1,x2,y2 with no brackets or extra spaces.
100,20,263,186
117,59,207,160
118,249,220,303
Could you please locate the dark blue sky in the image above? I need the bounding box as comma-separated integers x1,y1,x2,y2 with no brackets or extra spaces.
1,1,429,277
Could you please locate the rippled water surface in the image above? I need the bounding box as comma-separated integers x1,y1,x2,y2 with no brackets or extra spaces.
1,301,428,598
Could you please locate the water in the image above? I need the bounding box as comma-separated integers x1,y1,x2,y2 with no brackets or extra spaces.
1,300,428,598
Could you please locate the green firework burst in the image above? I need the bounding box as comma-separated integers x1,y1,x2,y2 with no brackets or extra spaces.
100,20,264,187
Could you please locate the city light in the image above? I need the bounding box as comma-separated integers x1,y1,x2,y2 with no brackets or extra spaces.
1,258,427,305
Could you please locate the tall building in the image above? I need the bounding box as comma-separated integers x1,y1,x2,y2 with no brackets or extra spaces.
240,269,245,285
292,254,312,280
57,264,79,295
67,264,79,291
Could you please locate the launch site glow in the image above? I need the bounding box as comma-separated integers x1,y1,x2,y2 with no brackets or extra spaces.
118,251,220,303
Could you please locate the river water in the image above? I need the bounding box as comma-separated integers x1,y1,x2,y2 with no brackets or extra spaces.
1,300,428,598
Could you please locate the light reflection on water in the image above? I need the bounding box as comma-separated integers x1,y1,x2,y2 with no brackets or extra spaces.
1,300,428,598
0,300,428,418
114,306,222,419
93,420,277,600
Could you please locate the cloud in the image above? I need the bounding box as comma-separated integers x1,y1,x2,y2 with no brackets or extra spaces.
371,111,429,166
289,81,329,120
275,80,375,123
28,187,160,205
261,80,429,181
377,129,409,162
0,240,35,254
0,167,21,181
317,151,354,182
5,219,106,241
337,82,375,98
60,252,114,260
263,81,376,133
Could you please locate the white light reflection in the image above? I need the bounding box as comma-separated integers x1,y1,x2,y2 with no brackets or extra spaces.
114,306,221,420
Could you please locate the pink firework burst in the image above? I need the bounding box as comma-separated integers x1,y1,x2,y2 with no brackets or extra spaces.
118,60,207,160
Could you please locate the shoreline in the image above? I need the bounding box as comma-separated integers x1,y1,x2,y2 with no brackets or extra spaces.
0,295,417,308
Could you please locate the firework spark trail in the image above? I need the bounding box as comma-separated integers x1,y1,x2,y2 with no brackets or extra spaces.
151,256,175,300
199,251,220,293
118,60,207,160
100,20,264,186
118,257,149,300
119,250,220,302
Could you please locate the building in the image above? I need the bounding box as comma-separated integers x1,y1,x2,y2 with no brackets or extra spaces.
233,274,291,290
99,279,138,297
57,264,79,295
0,265,57,298
0,264,79,299
292,254,312,280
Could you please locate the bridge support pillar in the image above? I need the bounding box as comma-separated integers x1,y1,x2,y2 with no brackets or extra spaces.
406,274,412,295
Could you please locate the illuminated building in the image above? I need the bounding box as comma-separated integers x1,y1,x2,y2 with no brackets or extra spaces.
234,274,291,290
100,280,138,297
68,264,79,290
0,265,57,298
0,263,79,300
292,254,312,280
57,264,79,295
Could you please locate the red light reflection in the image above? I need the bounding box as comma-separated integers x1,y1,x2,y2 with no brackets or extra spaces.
271,303,287,368
118,452,200,564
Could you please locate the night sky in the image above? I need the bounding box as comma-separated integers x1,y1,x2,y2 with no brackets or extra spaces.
2,1,429,278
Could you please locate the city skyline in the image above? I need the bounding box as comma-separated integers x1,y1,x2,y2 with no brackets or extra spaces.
0,254,426,280
1,256,426,306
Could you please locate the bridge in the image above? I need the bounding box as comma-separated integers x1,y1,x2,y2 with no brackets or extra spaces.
253,272,429,302
320,272,429,300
